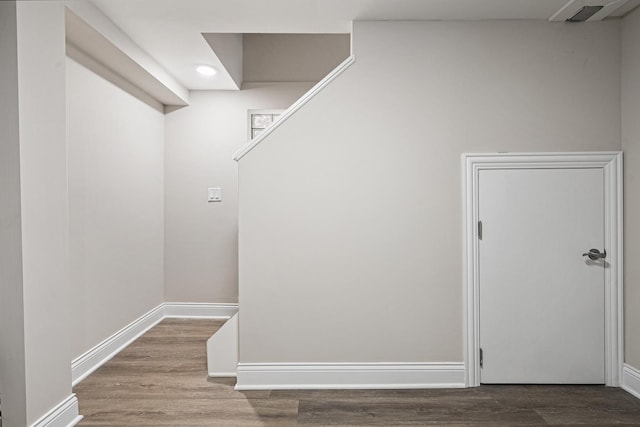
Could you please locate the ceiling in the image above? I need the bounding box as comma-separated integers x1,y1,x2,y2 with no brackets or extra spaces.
91,0,640,91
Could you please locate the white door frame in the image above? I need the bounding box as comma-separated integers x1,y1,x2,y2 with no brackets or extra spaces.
463,152,623,387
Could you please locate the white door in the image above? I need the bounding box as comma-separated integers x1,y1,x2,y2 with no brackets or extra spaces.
479,168,605,384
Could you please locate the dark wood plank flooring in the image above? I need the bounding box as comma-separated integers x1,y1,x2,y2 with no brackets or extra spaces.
74,319,640,426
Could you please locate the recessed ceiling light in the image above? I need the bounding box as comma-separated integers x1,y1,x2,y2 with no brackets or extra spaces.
196,65,217,76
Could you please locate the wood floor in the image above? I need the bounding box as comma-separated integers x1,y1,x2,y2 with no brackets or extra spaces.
74,319,640,426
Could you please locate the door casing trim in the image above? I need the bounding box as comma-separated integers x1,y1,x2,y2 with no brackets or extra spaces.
462,152,623,387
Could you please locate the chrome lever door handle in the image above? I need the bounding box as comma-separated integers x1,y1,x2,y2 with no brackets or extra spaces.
582,248,606,260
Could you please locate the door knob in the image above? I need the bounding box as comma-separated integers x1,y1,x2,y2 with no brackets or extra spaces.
582,248,606,260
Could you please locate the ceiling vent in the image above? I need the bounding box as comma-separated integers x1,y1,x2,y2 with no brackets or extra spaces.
567,5,604,21
549,0,637,22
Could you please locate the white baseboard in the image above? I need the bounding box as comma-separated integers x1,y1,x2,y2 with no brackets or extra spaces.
622,363,640,400
31,394,82,427
71,304,165,385
164,302,238,319
71,302,238,386
235,362,465,390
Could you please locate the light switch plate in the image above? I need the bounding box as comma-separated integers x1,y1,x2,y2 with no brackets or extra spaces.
208,187,222,202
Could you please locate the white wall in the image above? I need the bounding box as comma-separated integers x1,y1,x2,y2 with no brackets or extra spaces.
15,2,75,424
164,84,312,303
243,34,350,83
622,7,640,369
0,2,27,425
238,21,621,365
67,56,165,359
202,33,244,88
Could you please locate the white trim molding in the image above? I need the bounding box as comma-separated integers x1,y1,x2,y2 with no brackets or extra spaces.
71,304,165,386
623,364,640,400
462,152,624,387
31,394,82,427
233,55,356,161
235,362,465,390
163,302,238,319
71,302,238,385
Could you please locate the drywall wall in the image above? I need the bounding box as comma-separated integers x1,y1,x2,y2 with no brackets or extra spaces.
164,84,312,303
67,56,165,359
0,2,27,425
243,34,350,83
202,33,244,88
16,1,76,423
622,7,640,369
237,20,621,365
65,0,189,105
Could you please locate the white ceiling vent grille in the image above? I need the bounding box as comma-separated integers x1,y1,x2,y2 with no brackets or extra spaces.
567,5,605,21
550,0,636,21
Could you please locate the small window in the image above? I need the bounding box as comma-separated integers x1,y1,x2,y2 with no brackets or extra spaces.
248,110,284,141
